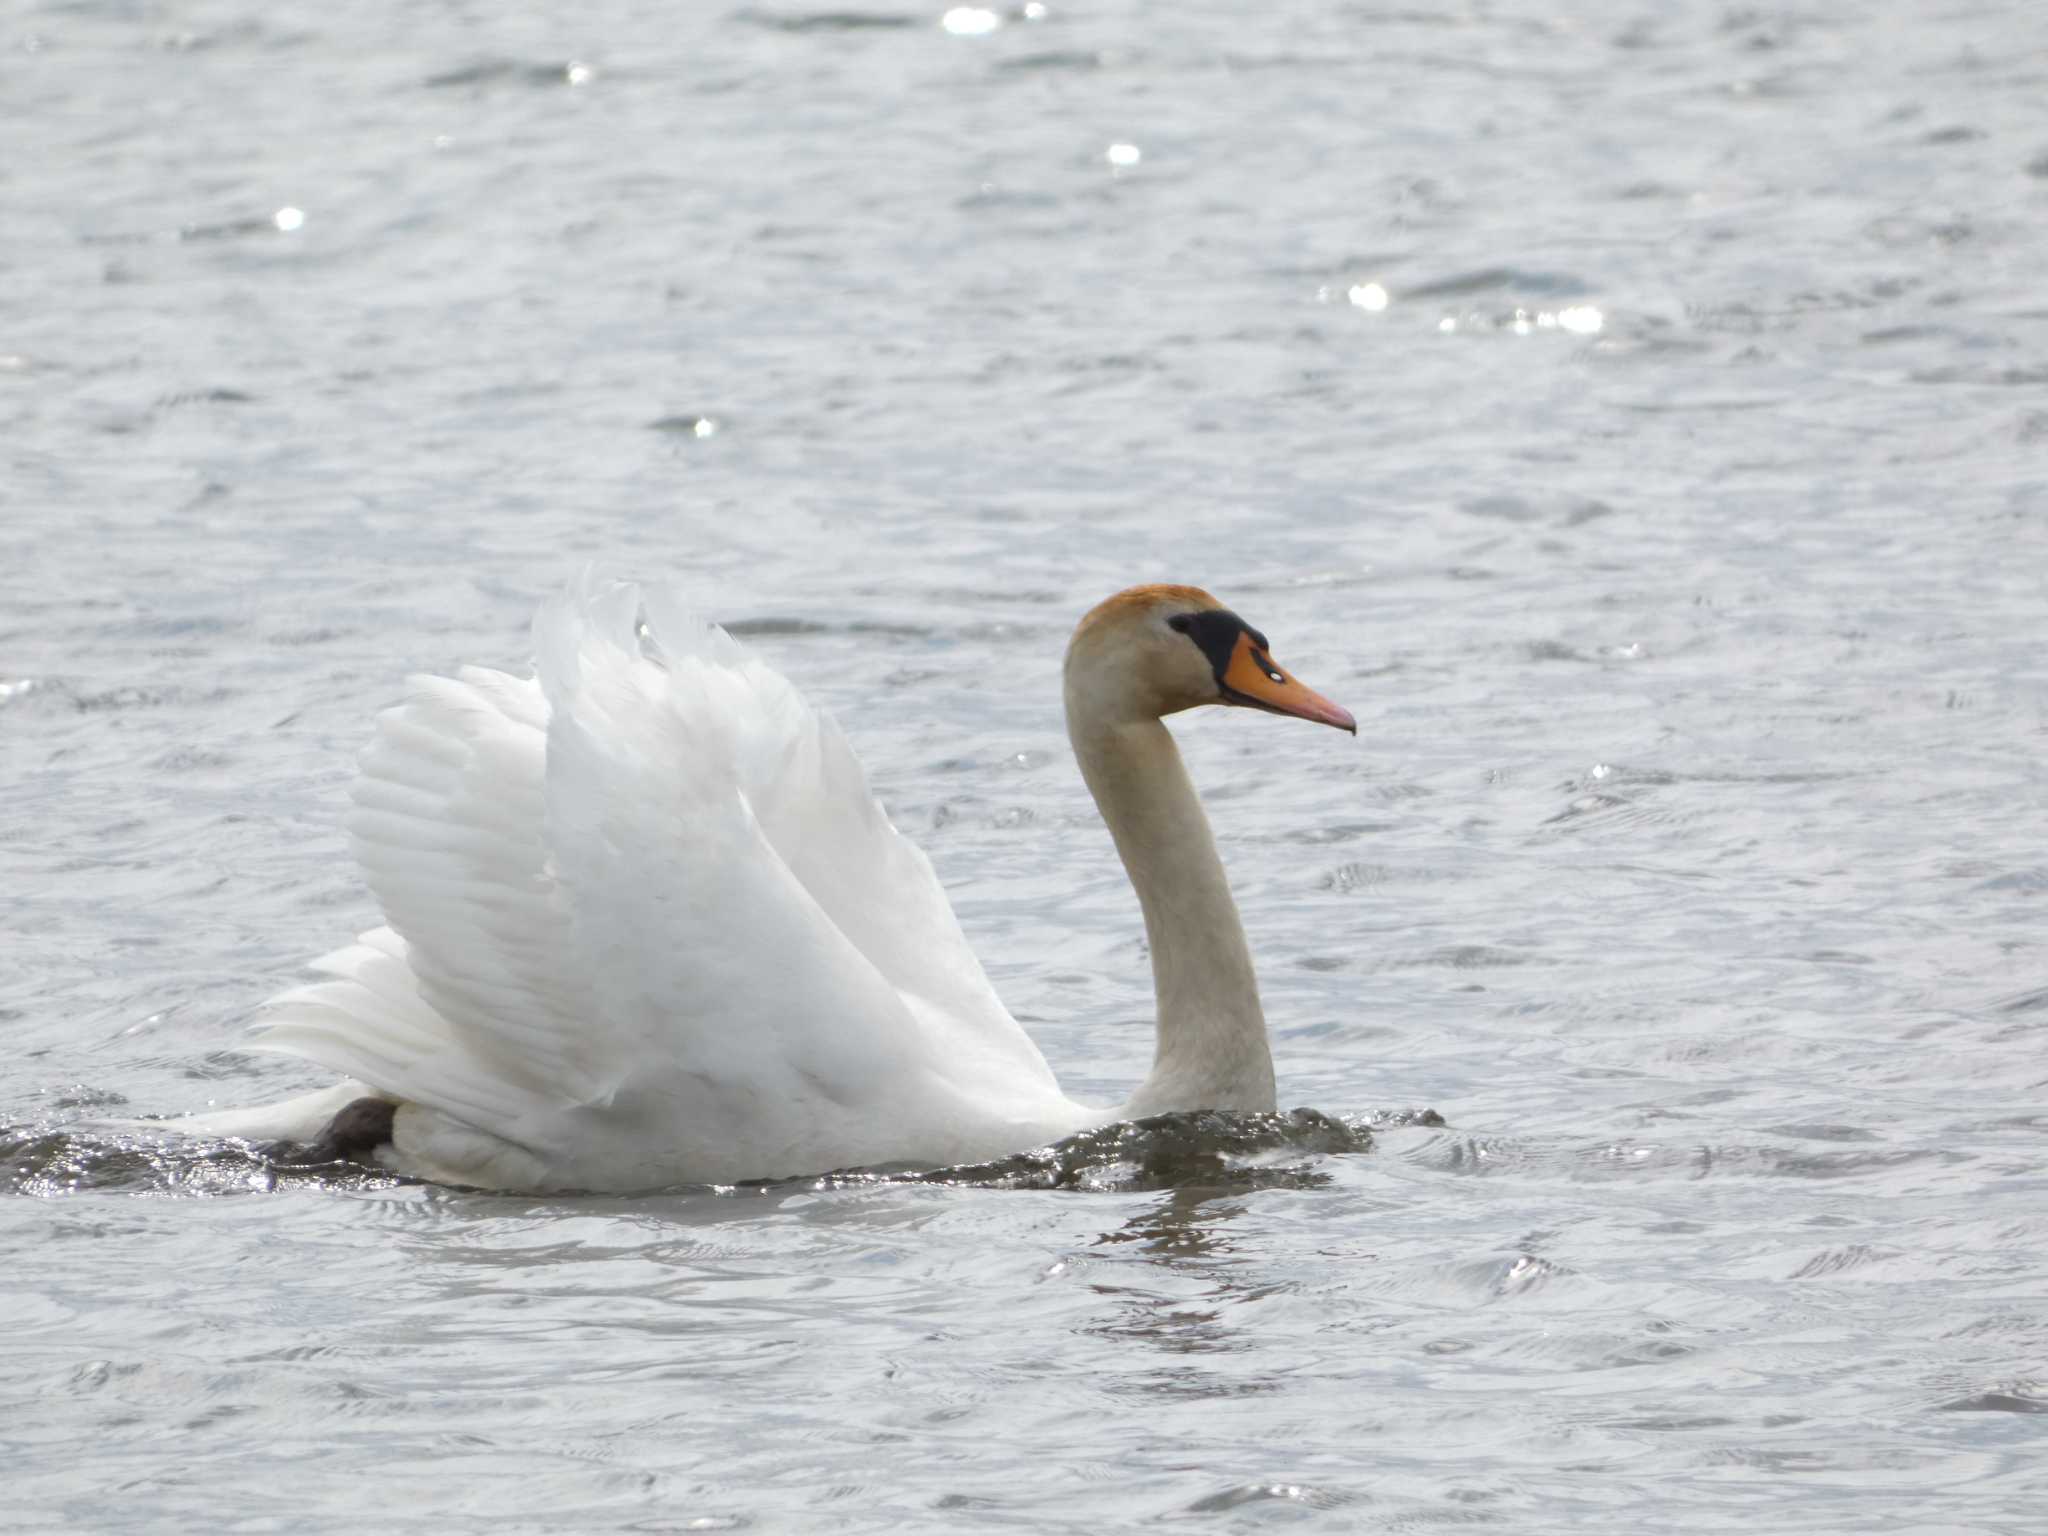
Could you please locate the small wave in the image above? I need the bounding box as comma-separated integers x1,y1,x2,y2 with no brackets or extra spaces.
5,1107,1400,1200
0,1125,401,1199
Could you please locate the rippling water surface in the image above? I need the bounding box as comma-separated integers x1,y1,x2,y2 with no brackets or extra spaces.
6,0,2047,1529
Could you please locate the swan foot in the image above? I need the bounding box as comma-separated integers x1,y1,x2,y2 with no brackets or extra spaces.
277,1097,397,1168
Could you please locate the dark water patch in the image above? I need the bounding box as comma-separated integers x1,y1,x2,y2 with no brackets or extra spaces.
33,1087,131,1113
722,616,930,640
66,683,235,712
1944,1113,2048,1134
423,58,590,89
1607,1412,1737,1433
156,388,255,408
1787,1243,1898,1278
721,615,830,637
995,49,1109,73
1937,1389,2047,1414
1861,325,1951,346
1403,266,1590,299
149,746,237,773
1618,394,1790,416
121,614,245,641
1909,364,2048,388
1763,1122,1882,1143
176,215,295,243
1972,867,2048,893
739,9,919,32
0,1125,400,1199
820,1110,1373,1194
1390,944,1533,969
897,584,1066,607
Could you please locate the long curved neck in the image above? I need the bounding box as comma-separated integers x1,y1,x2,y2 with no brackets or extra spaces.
1066,704,1276,1116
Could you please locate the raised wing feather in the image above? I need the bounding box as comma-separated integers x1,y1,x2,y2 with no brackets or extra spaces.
248,573,1067,1184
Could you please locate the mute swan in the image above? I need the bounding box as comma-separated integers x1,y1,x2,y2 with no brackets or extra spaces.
175,576,1355,1190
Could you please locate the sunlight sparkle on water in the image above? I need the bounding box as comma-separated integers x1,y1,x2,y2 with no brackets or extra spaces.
273,206,304,232
1106,142,1142,167
1435,304,1603,336
1347,282,1389,312
565,61,594,85
941,6,1002,34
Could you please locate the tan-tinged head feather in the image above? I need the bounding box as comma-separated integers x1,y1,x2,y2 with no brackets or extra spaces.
1071,583,1221,643
1065,582,1355,734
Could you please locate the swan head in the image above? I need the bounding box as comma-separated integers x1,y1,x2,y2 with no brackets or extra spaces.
1065,584,1356,734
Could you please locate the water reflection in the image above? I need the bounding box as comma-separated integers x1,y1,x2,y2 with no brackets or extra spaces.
1086,1187,1260,1365
1095,1184,1247,1261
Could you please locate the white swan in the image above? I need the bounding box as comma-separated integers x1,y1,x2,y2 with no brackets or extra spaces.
175,575,1355,1190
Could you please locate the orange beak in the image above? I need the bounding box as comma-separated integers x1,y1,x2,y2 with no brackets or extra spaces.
1219,632,1356,734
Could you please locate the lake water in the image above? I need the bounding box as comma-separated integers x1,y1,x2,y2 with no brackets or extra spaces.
5,0,2047,1529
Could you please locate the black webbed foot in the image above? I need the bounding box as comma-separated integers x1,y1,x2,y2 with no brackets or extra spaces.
275,1097,398,1167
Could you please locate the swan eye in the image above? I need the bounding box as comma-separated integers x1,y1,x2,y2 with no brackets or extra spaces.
1167,613,1193,634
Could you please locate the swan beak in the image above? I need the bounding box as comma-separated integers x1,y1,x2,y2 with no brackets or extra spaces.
1220,634,1357,735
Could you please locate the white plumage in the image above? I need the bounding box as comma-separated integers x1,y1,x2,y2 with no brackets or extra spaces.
176,574,1354,1190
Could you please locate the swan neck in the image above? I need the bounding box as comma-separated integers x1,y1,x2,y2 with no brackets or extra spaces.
1066,706,1275,1115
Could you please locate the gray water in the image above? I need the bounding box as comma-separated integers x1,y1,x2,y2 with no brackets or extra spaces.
5,0,2047,1528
